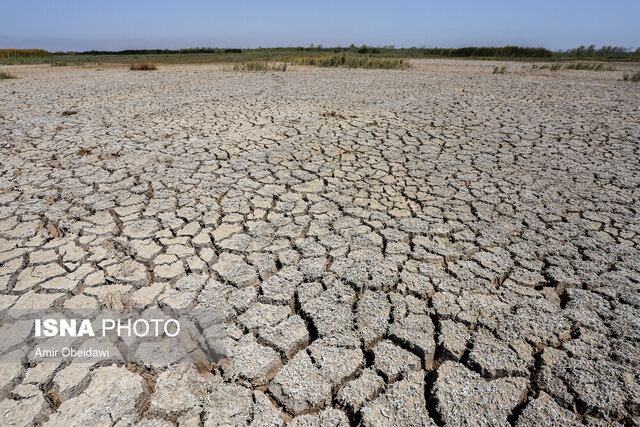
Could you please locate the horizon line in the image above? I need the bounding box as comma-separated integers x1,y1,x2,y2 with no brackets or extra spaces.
3,44,639,54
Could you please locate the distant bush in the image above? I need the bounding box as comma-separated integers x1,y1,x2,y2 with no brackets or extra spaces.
623,72,640,82
80,48,242,55
0,70,17,79
561,45,639,58
130,62,157,70
0,49,50,58
231,61,287,72
357,45,381,54
291,54,408,69
452,46,552,58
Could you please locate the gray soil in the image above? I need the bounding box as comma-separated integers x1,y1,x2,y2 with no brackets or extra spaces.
0,59,639,425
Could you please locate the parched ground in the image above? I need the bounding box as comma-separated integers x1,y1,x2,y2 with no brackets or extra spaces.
0,60,639,426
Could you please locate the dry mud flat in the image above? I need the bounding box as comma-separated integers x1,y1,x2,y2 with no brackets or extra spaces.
0,59,639,425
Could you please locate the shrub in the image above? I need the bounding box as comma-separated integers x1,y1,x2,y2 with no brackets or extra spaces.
231,61,287,72
623,72,640,82
357,45,381,54
535,63,614,72
563,63,615,71
0,49,49,58
0,70,17,80
49,58,94,67
562,45,638,58
130,62,157,71
290,54,408,69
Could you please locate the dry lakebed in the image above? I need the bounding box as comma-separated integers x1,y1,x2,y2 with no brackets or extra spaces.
0,59,639,425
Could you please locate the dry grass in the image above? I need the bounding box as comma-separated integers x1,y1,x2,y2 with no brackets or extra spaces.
50,60,92,67
130,62,158,71
0,49,49,58
533,62,615,71
230,61,287,72
563,62,615,71
0,70,17,80
623,72,640,82
288,53,409,69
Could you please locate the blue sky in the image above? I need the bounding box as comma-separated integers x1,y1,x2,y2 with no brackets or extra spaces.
1,0,638,51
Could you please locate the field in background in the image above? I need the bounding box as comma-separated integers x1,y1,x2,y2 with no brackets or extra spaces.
1,45,639,66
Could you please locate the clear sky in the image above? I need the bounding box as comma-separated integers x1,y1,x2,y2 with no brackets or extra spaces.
1,0,638,52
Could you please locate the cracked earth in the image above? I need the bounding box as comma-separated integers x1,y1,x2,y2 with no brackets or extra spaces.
0,60,639,426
